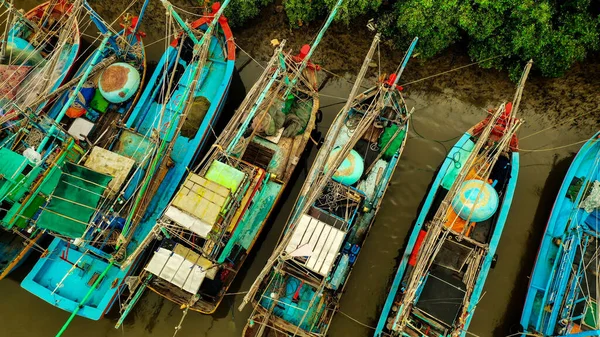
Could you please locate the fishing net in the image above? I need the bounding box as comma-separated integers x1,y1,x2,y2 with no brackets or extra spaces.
581,180,600,213
378,124,406,160
181,96,210,138
283,98,312,137
252,102,285,136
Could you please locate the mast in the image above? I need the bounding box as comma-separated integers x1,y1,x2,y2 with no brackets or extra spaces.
82,1,120,53
0,0,13,62
390,37,418,89
238,33,382,312
281,0,343,99
36,34,111,152
510,60,533,119
127,0,151,45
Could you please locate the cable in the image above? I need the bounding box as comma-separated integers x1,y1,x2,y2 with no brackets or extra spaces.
519,139,589,152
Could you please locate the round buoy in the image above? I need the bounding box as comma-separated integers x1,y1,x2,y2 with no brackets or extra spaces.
98,62,140,103
66,81,95,118
451,179,499,222
324,147,364,186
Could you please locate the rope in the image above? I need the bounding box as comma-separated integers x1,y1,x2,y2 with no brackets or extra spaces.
399,54,505,87
520,107,600,141
336,310,378,330
518,138,589,152
235,41,266,69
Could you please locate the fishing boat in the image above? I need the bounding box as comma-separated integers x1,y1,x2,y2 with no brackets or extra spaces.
113,2,343,328
374,62,531,337
0,0,148,280
20,2,234,334
520,132,600,336
0,0,148,279
237,33,417,337
0,0,81,119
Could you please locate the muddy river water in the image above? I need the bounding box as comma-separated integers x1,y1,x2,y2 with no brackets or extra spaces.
1,1,599,336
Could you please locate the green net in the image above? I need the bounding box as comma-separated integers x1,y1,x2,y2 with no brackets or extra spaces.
0,148,29,200
378,125,406,160
36,162,112,238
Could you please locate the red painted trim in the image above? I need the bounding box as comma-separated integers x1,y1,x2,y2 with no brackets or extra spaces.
408,230,427,267
169,12,235,62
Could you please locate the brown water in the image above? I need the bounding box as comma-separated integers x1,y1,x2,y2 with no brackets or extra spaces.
2,1,600,336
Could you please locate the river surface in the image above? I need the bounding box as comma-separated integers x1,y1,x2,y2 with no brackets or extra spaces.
1,1,599,337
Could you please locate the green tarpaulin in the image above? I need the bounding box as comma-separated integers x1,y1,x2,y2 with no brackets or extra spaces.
0,148,29,201
36,162,112,238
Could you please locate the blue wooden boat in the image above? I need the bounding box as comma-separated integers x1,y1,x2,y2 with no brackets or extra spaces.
0,0,80,118
0,1,147,279
374,63,531,337
239,33,417,337
20,1,234,334
520,132,600,336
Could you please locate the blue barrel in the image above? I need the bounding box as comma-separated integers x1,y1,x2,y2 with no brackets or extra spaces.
325,147,364,186
98,62,140,103
451,179,499,222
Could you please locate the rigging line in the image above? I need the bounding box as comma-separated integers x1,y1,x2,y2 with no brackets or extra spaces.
234,41,266,69
398,54,505,87
318,92,353,101
518,139,589,152
520,107,599,141
320,66,373,91
336,309,379,331
169,3,212,18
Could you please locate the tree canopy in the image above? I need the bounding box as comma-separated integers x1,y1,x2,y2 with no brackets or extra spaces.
224,0,600,78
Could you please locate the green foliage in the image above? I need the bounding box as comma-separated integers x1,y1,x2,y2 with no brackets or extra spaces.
284,0,326,27
391,0,461,58
383,0,599,77
223,0,599,77
284,0,382,27
222,0,274,26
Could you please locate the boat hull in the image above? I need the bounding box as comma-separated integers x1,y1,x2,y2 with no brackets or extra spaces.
520,132,600,336
375,131,520,337
20,18,235,320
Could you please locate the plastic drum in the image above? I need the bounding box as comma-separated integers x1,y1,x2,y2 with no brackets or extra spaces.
451,179,499,222
98,62,140,103
325,147,364,186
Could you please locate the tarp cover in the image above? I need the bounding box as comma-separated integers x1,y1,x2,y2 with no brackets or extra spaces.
168,173,231,237
145,247,207,294
285,214,346,276
36,162,112,238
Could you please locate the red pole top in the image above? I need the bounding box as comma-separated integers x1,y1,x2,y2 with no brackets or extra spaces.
386,74,397,87
505,101,513,115
298,44,311,60
212,2,221,13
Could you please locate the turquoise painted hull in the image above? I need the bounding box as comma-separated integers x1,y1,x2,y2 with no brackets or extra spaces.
20,21,235,320
520,132,600,336
375,130,519,337
0,1,81,278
